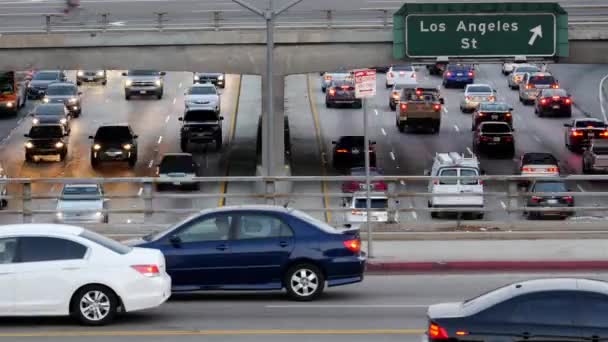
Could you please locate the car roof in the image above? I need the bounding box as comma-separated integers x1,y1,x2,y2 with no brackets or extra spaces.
508,278,608,296
47,82,75,88
0,224,84,237
194,205,296,216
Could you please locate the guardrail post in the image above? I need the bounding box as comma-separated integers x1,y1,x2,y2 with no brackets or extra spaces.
382,10,388,28
45,15,52,33
265,180,276,205
155,12,167,31
142,181,153,222
326,10,333,29
22,182,32,223
387,181,397,223
213,11,221,31
100,13,109,31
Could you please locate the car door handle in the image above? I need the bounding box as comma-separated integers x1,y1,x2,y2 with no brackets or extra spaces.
279,241,289,248
216,244,228,251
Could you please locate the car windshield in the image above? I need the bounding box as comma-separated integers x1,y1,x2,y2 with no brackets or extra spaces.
46,85,76,96
95,126,132,140
355,198,388,209
79,230,132,255
29,125,63,138
482,124,511,133
35,105,64,116
468,86,492,93
447,65,472,71
129,70,159,76
392,65,414,71
523,154,557,165
533,182,567,193
529,75,555,84
184,110,219,121
33,72,59,81
576,121,606,128
160,156,195,174
61,185,102,199
480,103,510,112
188,86,217,95
541,89,567,97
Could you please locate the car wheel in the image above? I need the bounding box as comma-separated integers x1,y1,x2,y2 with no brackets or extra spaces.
433,124,440,134
325,101,331,108
59,152,67,161
460,106,465,113
0,199,7,209
25,154,33,163
285,263,325,301
321,87,326,93
71,285,118,326
385,82,391,89
389,104,396,111
102,80,107,86
215,138,222,151
102,215,109,224
157,92,163,100
77,81,82,86
125,92,131,101
355,101,362,109
180,140,188,152
190,182,200,191
397,122,405,133
128,157,136,168
476,213,484,220
91,155,99,169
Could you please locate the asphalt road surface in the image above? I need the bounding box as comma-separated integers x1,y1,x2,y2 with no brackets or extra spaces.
1,272,607,342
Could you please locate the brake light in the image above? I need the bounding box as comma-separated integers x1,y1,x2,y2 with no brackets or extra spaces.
480,135,492,141
503,136,513,142
416,89,422,95
433,104,441,111
329,88,336,96
343,239,361,253
324,75,332,81
526,84,534,89
531,196,542,203
429,322,449,340
445,72,452,77
468,71,474,77
400,103,407,111
522,167,535,172
551,83,560,89
601,131,608,137
488,96,495,101
336,148,348,153
478,112,485,117
563,196,574,204
375,182,388,191
547,167,559,173
131,265,160,277
571,131,583,137
506,113,512,117
552,96,560,100
564,98,572,105
540,98,548,105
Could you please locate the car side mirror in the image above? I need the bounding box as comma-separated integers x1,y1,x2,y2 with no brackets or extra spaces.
122,72,127,76
88,135,94,139
133,135,138,139
331,141,337,144
509,107,514,111
480,169,486,175
440,98,445,104
169,235,181,246
160,72,166,76
219,116,224,120
23,134,29,138
178,117,183,121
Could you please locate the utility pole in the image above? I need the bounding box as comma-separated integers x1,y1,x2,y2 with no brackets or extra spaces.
232,0,303,177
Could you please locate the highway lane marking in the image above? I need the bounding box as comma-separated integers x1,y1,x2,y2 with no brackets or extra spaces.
410,204,418,220
148,160,154,168
266,304,429,308
500,201,507,209
390,151,396,160
178,82,183,88
137,187,143,197
600,73,608,123
577,184,586,192
172,97,177,105
0,329,425,337
165,115,171,123
218,74,243,207
381,128,387,136
533,135,542,143
453,125,460,132
442,107,448,114
374,109,379,116
466,147,473,156
307,74,332,223
157,136,163,144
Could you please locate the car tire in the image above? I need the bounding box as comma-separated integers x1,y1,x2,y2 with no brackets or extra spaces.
71,285,118,326
59,151,67,161
430,211,439,219
102,80,107,86
125,92,131,101
433,124,440,134
582,161,590,174
284,263,325,301
325,101,331,108
0,199,7,209
91,155,99,169
180,140,188,152
77,81,82,86
102,215,109,224
25,154,33,163
190,182,200,191
215,138,222,151
128,157,137,168
321,87,326,93
157,92,163,100
354,101,362,109
476,213,484,220
397,122,405,133
385,82,391,89
389,103,396,111
460,106,465,113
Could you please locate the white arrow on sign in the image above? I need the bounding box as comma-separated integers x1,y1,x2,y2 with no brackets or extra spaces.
528,25,543,46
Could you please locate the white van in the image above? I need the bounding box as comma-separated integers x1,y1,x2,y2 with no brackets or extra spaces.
427,152,484,219
344,192,397,227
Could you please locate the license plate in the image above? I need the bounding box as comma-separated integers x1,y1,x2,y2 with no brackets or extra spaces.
553,105,560,109
493,137,501,142
491,115,498,119
548,199,558,204
139,90,147,94
370,216,379,221
106,151,122,156
456,73,463,76
173,182,181,186
87,77,94,81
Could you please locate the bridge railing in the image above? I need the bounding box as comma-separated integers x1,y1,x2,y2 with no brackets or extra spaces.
2,175,608,232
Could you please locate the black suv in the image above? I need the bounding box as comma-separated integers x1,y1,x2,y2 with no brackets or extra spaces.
89,125,138,168
179,109,224,152
24,124,68,162
332,135,377,171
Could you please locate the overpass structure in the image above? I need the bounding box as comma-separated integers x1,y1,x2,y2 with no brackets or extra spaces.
0,4,607,177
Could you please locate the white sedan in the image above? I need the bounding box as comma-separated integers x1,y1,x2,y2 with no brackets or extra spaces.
0,224,171,325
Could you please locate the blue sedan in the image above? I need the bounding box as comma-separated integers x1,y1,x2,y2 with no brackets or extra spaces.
133,205,366,301
442,64,475,88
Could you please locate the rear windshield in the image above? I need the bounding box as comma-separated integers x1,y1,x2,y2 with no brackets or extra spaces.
188,86,217,95
337,136,364,147
331,80,355,88
33,72,59,81
541,89,567,97
523,154,558,165
593,146,608,154
355,198,388,209
392,65,414,71
29,125,63,138
533,182,567,192
461,168,479,185
62,185,101,198
95,126,132,139
529,75,555,84
447,65,473,71
468,85,492,93
160,156,196,173
184,110,219,122
576,121,606,128
79,230,132,255
46,85,76,96
482,124,511,133
128,70,160,76
515,66,540,73
438,168,458,185
480,103,510,112
35,105,64,116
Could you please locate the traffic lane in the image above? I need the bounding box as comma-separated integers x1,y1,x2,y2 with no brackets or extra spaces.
547,64,608,118
151,74,242,224
3,273,608,339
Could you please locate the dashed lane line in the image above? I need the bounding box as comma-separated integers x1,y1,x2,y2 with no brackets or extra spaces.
381,128,387,136
148,160,154,168
157,136,163,144
165,115,171,123
453,125,460,132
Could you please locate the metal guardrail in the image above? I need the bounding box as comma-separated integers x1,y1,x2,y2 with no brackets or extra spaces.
2,175,608,228
0,7,606,34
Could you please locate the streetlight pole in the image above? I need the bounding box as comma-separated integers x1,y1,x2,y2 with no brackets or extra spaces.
232,0,303,177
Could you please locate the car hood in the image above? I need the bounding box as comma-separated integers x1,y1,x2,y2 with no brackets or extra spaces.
46,95,76,102
427,302,464,319
29,80,56,88
185,95,219,104
196,72,222,77
34,116,64,124
57,199,103,211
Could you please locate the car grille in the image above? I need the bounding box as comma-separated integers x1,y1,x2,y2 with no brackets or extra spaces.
198,76,218,82
33,141,58,149
132,81,155,87
84,72,97,76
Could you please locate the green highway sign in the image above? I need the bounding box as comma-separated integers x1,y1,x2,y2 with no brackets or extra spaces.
405,13,556,57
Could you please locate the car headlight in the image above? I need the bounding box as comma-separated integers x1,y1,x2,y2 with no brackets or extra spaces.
194,75,200,81
97,71,104,76
6,102,14,108
155,80,162,87
60,118,67,124
218,74,224,80
95,211,103,217
123,143,132,150
55,141,64,148
42,97,49,103
93,144,101,150
77,71,84,77
68,98,77,104
56,212,63,218
25,142,33,149
32,118,39,125
125,80,133,87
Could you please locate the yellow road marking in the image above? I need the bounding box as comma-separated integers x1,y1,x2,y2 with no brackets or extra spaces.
218,74,243,207
0,329,425,337
306,74,332,223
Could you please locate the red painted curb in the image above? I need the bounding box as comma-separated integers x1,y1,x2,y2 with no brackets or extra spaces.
366,260,608,272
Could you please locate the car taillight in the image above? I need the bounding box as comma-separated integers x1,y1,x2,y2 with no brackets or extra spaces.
601,131,608,137
351,210,363,216
131,265,160,277
503,136,513,142
324,75,332,81
526,84,534,89
531,196,542,203
540,98,548,105
429,322,449,340
480,136,492,141
336,148,348,153
563,196,574,204
551,83,560,89
506,112,512,117
343,182,358,192
400,103,407,111
564,98,572,105
445,72,452,77
547,167,559,173
488,96,495,101
433,104,441,111
522,167,535,172
329,88,336,96
571,131,583,137
478,112,485,117
375,182,388,191
343,239,361,253
468,71,474,77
